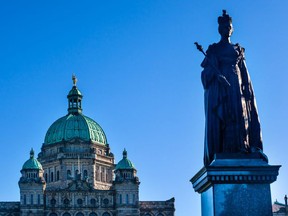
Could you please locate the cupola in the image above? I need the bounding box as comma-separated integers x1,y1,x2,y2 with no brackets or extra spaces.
115,149,138,183
67,75,83,114
22,148,43,171
115,149,135,170
43,76,108,145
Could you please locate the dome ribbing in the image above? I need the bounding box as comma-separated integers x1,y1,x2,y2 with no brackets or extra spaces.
44,114,107,145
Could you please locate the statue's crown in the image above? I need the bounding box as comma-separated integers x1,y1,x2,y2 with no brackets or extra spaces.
218,10,232,24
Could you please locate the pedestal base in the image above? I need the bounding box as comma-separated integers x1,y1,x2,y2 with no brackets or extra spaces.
191,155,280,216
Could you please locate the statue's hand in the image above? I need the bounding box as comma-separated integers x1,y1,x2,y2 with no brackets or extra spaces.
217,74,231,87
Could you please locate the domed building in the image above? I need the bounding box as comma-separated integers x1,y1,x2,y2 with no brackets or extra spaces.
0,77,175,216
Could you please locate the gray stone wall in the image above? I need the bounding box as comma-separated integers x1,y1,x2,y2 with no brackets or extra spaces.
139,198,175,216
0,202,20,216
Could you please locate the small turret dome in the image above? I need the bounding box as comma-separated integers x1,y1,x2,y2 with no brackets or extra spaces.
22,149,43,170
115,149,135,170
43,76,107,145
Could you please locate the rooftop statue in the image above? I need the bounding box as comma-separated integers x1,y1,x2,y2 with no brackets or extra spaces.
196,10,265,166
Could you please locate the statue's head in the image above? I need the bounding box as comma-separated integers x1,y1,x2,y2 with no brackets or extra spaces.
218,10,233,38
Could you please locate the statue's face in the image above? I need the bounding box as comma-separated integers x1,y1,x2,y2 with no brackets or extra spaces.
218,22,233,37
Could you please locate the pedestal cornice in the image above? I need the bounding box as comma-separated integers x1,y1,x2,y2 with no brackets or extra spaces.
191,154,281,193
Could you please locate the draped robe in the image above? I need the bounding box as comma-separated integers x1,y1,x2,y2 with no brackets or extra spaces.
201,43,263,166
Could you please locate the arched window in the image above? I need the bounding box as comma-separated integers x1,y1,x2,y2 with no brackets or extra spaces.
64,198,70,205
101,167,104,182
57,171,60,181
103,198,109,205
49,213,58,216
102,213,110,216
84,170,88,179
72,99,77,108
133,194,136,204
119,194,122,204
23,194,26,205
63,213,71,216
89,213,98,216
45,173,48,182
126,194,129,204
67,170,71,179
77,198,83,205
50,198,56,206
50,172,54,182
75,213,84,216
30,194,34,205
96,166,100,181
90,198,96,205
38,194,41,205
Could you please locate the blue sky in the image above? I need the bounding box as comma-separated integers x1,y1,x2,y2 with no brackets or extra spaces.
0,1,288,215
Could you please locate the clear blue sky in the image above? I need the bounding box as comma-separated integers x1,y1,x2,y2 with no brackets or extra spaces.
0,1,288,215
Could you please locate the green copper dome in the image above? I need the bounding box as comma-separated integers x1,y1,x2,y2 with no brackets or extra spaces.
22,149,43,170
44,113,107,145
44,76,107,145
115,149,135,170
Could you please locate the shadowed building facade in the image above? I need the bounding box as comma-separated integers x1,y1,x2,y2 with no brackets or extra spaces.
0,78,175,216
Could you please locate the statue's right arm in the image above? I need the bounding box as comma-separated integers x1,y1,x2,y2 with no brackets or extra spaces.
201,45,217,89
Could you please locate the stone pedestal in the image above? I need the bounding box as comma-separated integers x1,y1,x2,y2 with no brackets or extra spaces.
191,154,281,216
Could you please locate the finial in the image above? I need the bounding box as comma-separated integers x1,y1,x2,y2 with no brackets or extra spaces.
30,148,34,159
123,148,127,158
72,74,77,86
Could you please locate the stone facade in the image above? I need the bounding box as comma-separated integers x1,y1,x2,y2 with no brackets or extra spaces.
0,81,175,216
139,198,175,216
0,202,20,216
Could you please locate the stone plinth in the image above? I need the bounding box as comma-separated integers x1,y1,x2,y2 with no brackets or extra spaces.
191,154,280,216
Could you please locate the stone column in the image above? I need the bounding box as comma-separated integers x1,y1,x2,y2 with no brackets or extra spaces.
191,154,280,216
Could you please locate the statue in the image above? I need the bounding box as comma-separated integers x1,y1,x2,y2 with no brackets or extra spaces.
196,10,264,166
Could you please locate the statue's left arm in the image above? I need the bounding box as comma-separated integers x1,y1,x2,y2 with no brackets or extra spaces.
238,46,254,99
238,45,263,150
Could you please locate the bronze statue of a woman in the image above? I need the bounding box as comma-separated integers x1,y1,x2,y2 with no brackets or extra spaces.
199,10,264,166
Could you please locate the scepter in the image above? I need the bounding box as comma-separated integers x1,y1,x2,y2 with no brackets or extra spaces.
194,42,230,87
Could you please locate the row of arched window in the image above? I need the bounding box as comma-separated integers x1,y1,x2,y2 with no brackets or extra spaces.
68,99,82,109
49,212,110,216
122,171,132,179
22,194,42,205
96,166,111,183
45,170,60,182
49,197,108,206
44,169,90,182
26,172,38,178
67,169,88,179
118,193,136,204
44,165,112,183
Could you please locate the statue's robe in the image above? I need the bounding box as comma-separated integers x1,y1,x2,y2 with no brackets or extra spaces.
201,43,262,166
